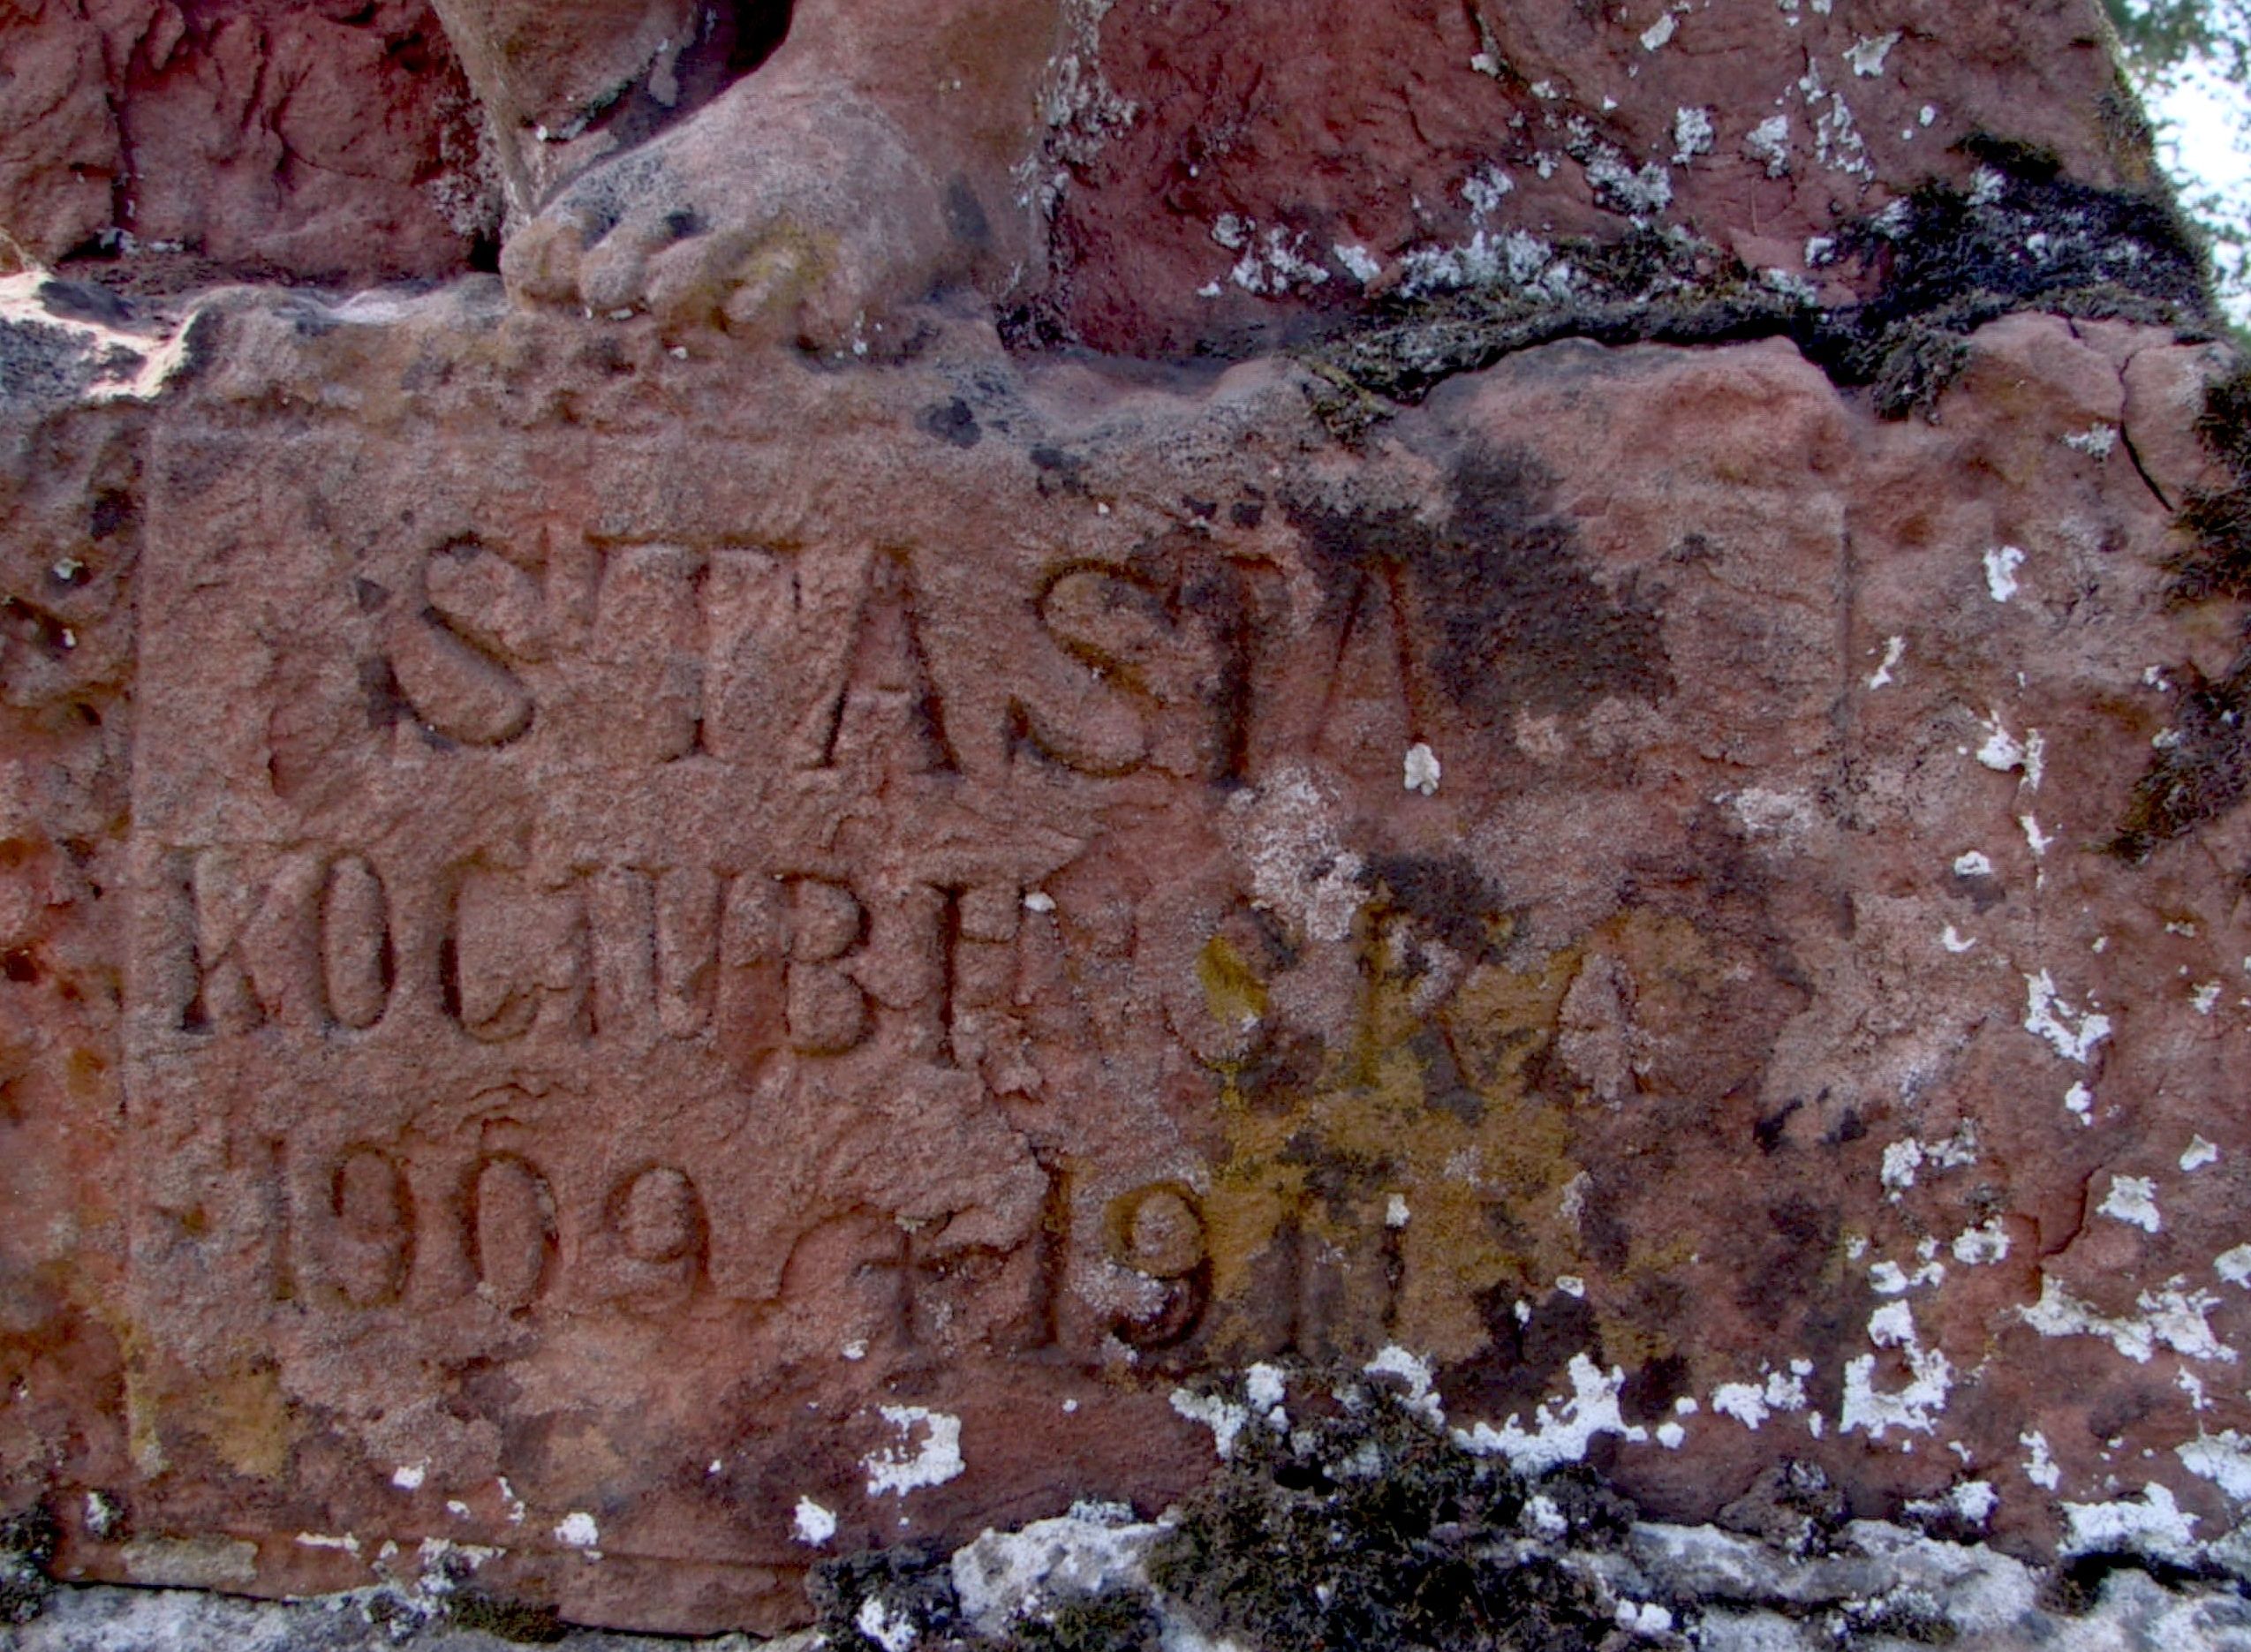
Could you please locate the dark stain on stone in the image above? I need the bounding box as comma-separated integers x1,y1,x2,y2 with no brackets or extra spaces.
921,398,982,449
1357,851,1509,965
1287,443,1671,724
2114,368,2251,862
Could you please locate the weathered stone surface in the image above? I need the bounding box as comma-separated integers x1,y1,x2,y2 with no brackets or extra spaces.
0,0,490,280
1046,0,2162,352
2,0,2172,351
2,0,2248,1641
4,252,2251,1633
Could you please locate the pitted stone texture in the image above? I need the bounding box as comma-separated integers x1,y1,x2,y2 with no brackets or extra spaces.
0,0,490,280
1046,0,2154,351
4,294,2250,1634
4,0,2162,354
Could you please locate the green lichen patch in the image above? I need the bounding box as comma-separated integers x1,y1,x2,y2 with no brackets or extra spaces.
0,1504,58,1626
1147,1375,1626,1652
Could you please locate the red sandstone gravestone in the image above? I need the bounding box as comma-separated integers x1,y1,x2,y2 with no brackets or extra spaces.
4,0,2251,1640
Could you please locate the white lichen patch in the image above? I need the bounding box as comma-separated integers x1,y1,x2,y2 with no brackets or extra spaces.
1745,114,1793,177
1845,31,1900,77
1228,766,1365,945
1640,12,1676,50
2098,1174,2163,1233
1953,850,1994,877
1975,712,2029,776
1907,1480,1997,1529
2216,1245,2251,1288
2021,1429,2061,1490
1396,228,1573,300
1867,634,1905,689
1711,1363,1811,1430
1841,1302,1953,1440
1333,243,1382,285
1403,743,1441,796
2019,1276,2236,1364
1461,165,1513,219
1871,1258,1945,1294
1952,1220,2011,1265
2194,981,2223,1015
1797,63,1871,177
865,1406,968,1497
2184,1136,2221,1172
2061,1484,2200,1561
2065,424,2119,458
1729,787,1817,841
1672,106,1715,164
1581,146,1673,216
1170,1389,1251,1459
1365,1346,1446,1424
1882,1138,1922,1197
2023,971,2112,1065
1941,925,1976,954
857,1595,919,1652
2066,1081,2094,1125
1228,225,1332,295
795,1497,837,1545
390,1464,427,1491
1454,1354,1647,1473
554,1512,600,1549
2179,1430,2251,1501
950,1503,1162,1637
1244,1362,1288,1422
1983,545,2024,601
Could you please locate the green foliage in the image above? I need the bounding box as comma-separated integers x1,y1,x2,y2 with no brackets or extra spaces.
2106,0,2251,83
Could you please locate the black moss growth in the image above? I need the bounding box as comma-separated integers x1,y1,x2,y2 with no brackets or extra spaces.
812,1544,964,1652
2114,366,2251,861
1147,1377,1624,1652
0,1505,58,1626
1805,162,2214,415
2164,366,2251,602
997,1588,1162,1652
2111,657,2251,860
444,1591,568,1643
1301,158,2215,435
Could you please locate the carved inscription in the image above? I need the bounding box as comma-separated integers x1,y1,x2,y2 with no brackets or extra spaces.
125,427,1650,1602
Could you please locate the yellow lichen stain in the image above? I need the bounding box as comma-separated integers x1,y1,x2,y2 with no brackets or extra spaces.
119,1319,298,1482
1197,933,1270,1041
185,1360,296,1482
64,1045,107,1105
1196,898,1587,1367
1194,894,1734,1376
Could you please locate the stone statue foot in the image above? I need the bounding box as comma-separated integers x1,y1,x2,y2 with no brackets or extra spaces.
501,74,960,352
